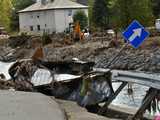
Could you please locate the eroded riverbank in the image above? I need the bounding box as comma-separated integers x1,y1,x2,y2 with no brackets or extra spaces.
0,35,160,119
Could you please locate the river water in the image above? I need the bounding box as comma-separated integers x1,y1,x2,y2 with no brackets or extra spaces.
112,82,149,108
111,73,160,117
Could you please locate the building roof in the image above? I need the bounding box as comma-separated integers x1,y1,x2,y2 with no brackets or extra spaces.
77,0,88,5
19,0,88,13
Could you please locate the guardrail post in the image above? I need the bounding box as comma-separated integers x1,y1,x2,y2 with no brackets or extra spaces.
98,81,128,115
132,88,158,120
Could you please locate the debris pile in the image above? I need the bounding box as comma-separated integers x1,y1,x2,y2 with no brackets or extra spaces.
9,34,31,48
0,75,14,90
3,57,113,107
143,88,160,113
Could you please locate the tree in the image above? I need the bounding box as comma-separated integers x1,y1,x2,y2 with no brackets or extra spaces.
113,0,154,29
0,0,12,31
12,0,35,11
152,0,160,18
73,10,88,30
10,0,35,31
132,0,154,26
92,0,111,29
88,0,94,26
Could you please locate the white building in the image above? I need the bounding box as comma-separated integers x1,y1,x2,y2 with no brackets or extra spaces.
19,0,88,34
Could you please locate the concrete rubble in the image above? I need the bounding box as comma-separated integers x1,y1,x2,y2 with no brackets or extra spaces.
0,57,118,119
6,58,114,107
0,90,66,120
1,33,160,72
56,99,120,120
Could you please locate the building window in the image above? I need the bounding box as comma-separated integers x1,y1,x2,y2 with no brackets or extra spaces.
30,26,33,31
45,24,47,27
68,10,72,16
37,25,40,31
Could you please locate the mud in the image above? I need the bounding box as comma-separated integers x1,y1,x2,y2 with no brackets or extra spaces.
1,35,160,73
44,36,160,73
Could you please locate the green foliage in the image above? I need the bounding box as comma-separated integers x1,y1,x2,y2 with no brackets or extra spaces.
0,0,157,32
12,0,35,11
112,0,154,29
152,0,160,18
42,32,52,46
88,0,94,26
73,10,88,30
10,9,19,31
0,0,12,31
92,0,111,29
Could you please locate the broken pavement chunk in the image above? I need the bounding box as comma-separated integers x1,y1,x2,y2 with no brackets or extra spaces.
54,74,81,82
8,59,113,106
31,68,53,86
9,59,39,91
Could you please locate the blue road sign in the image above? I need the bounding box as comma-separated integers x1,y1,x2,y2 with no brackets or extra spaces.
122,20,150,48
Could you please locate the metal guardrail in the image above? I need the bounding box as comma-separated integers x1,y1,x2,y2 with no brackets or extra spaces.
112,70,160,89
99,70,160,119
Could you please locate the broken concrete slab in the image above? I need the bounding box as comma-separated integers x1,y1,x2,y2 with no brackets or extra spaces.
31,68,53,86
0,90,66,120
31,68,82,86
8,59,113,106
56,99,120,120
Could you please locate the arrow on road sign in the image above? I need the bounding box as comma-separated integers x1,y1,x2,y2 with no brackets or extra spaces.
122,20,149,48
128,28,142,42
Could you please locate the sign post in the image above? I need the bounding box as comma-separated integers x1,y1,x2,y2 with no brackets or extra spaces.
106,20,150,68
99,20,150,115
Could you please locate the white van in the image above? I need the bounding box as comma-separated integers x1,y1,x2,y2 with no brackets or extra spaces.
155,19,160,32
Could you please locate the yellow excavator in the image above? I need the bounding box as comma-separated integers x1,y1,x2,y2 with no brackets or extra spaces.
64,21,84,44
73,21,84,41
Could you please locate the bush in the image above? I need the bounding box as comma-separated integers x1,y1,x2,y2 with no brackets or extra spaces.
73,10,88,30
41,32,52,46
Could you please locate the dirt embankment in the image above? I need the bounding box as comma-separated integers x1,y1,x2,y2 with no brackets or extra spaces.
43,36,160,72
0,34,160,72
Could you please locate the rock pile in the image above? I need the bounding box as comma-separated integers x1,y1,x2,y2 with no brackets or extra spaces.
94,47,160,72
44,38,160,72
